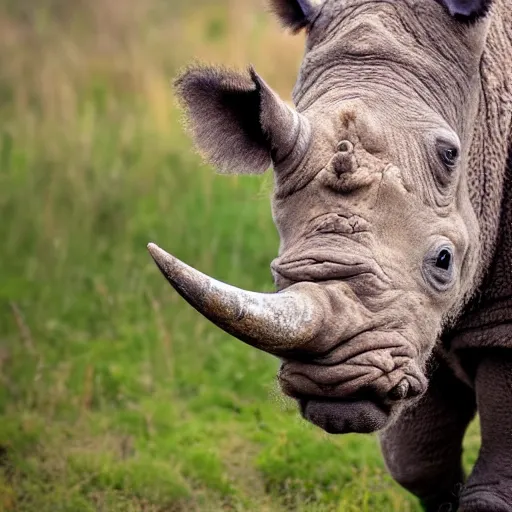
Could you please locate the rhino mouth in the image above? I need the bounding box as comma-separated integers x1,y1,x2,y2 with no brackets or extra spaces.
281,379,415,434
277,330,428,434
299,397,390,434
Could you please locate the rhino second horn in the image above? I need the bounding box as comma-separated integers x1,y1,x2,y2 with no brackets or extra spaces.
147,243,325,355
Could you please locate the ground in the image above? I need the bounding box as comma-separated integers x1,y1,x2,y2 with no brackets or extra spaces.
0,1,480,510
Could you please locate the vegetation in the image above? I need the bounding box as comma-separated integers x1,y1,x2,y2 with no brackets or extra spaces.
0,0,480,510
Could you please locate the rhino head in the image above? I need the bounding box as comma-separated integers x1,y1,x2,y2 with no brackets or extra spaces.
149,0,492,434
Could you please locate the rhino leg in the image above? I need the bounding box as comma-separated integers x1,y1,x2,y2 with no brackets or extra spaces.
459,349,512,512
379,358,476,512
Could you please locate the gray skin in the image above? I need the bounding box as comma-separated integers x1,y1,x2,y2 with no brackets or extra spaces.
148,0,512,510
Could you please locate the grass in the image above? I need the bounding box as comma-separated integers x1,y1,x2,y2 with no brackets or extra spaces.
0,0,480,510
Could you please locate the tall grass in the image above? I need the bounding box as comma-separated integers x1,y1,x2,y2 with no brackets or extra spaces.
0,1,478,510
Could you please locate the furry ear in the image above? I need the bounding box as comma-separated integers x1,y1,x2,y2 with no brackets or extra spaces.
434,0,493,21
175,66,307,174
267,0,320,32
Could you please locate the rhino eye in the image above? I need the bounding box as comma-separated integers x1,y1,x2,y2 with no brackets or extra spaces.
422,244,456,292
436,249,452,270
434,137,460,188
440,147,459,168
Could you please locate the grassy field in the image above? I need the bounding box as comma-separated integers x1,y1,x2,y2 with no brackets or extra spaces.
0,1,480,510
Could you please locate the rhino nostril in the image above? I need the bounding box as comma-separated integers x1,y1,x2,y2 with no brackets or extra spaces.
388,379,410,401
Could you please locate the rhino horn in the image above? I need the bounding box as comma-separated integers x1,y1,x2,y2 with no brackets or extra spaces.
250,67,311,165
147,243,325,355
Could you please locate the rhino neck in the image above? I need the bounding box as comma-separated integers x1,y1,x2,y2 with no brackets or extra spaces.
463,3,512,292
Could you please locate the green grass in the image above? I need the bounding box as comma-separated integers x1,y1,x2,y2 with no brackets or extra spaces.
0,1,480,510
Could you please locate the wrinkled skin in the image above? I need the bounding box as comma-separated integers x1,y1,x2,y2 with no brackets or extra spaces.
148,0,512,510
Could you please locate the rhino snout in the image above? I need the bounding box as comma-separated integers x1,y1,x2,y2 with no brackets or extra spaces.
277,330,428,434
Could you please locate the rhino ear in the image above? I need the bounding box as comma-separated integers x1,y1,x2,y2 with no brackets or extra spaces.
435,0,493,21
175,66,306,174
268,0,320,32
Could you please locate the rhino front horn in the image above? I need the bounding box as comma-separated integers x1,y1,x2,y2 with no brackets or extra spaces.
147,243,326,355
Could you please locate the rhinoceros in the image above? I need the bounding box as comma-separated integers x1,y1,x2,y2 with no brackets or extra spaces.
147,0,512,509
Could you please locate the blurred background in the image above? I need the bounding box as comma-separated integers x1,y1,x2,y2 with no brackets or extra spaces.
0,1,479,510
